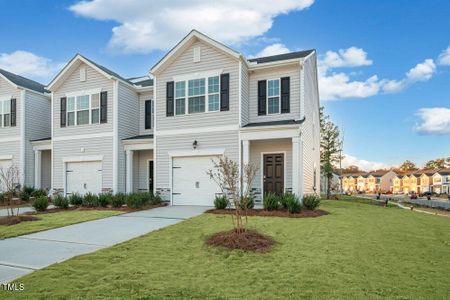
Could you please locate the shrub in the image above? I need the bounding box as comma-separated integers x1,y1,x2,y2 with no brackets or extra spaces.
303,195,321,210
279,192,295,209
239,196,254,209
68,193,83,206
82,193,99,207
20,186,36,201
127,193,146,209
137,192,152,205
112,193,126,208
53,195,69,209
152,193,162,204
214,195,228,209
98,193,113,207
31,189,47,198
33,196,49,212
286,195,302,214
263,192,279,211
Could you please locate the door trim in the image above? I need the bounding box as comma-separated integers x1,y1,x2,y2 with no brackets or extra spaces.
260,151,286,197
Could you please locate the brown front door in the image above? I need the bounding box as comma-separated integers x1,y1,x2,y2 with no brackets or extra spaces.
263,153,284,195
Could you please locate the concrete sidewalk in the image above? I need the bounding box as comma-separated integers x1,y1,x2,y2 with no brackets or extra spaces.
0,205,208,283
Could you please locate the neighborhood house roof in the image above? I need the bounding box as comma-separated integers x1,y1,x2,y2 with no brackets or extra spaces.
0,68,48,94
436,168,450,175
248,50,315,64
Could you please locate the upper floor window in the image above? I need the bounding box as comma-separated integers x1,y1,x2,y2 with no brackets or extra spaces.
66,93,100,127
174,75,220,115
267,79,280,114
0,100,11,127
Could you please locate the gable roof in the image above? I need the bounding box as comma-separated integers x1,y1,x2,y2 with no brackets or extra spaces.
47,54,134,91
0,68,48,94
248,50,315,64
435,168,450,176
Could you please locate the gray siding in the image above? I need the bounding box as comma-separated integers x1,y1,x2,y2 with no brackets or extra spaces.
302,53,320,194
248,65,301,123
53,62,114,138
117,82,140,192
138,91,154,135
41,149,51,190
24,90,51,186
155,40,240,131
132,150,153,191
241,62,249,126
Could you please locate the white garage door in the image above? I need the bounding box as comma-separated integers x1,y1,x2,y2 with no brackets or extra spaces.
66,161,102,196
0,159,12,192
172,156,220,206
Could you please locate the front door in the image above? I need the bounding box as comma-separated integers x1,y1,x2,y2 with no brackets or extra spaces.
263,153,284,195
148,160,154,192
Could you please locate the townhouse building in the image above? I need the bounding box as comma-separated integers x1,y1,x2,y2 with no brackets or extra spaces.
0,30,320,206
432,169,450,194
0,69,51,191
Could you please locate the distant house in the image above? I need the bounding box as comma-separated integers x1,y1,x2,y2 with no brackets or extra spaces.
320,172,341,194
356,174,368,192
432,168,450,194
392,174,403,193
367,170,397,193
402,174,411,194
409,172,422,194
419,170,435,193
342,174,358,192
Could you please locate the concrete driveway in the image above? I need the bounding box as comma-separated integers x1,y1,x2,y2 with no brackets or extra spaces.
0,205,209,283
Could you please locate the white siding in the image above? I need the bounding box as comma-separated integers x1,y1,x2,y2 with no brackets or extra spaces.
241,62,249,126
155,40,240,131
138,91,154,135
132,150,153,191
301,53,320,194
249,139,293,201
24,90,51,186
117,82,140,192
248,64,301,123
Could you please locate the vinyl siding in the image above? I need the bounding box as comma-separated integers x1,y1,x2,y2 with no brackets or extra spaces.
0,77,21,138
301,53,320,195
117,82,140,192
41,149,51,190
132,150,153,191
52,62,114,138
155,130,239,200
249,139,292,201
241,61,249,126
155,40,240,131
248,64,301,123
138,91,154,135
24,90,51,186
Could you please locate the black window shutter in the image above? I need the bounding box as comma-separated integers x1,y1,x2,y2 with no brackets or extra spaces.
166,81,174,117
100,91,107,123
60,97,66,127
257,80,267,115
220,73,229,111
10,99,16,127
145,100,152,129
281,77,290,114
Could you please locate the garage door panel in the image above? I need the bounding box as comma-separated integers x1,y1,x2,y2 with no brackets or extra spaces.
66,161,102,195
172,156,219,206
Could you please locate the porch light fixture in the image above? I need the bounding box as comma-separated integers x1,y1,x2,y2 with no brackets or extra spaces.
193,140,198,150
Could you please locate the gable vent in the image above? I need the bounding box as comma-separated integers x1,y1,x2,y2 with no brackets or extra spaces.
193,47,201,63
80,67,86,82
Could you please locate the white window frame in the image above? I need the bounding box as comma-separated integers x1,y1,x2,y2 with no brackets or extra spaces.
66,92,101,127
266,78,281,115
0,99,11,128
173,74,221,116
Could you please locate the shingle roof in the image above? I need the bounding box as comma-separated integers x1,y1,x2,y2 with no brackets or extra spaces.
436,168,450,175
243,118,305,128
79,54,132,84
123,134,154,141
248,49,315,64
0,68,48,94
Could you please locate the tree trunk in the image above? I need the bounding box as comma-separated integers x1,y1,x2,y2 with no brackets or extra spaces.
327,175,332,199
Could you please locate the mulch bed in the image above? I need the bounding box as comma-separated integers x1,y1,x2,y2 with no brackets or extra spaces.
206,208,328,218
0,215,41,226
206,229,274,252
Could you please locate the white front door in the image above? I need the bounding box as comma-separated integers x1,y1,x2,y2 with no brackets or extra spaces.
66,161,102,195
0,159,12,192
172,156,220,206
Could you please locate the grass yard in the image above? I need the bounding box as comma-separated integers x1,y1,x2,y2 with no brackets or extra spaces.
0,210,123,239
3,200,450,299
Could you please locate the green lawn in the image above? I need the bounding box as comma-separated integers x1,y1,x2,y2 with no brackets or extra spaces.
3,201,450,299
0,210,123,239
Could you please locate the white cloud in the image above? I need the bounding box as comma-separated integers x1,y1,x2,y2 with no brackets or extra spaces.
342,154,390,172
250,43,290,58
415,107,450,135
382,59,436,93
70,0,315,53
319,73,381,101
320,47,372,70
437,46,450,65
0,50,62,82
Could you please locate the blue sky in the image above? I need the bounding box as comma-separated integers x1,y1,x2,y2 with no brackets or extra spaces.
0,0,449,170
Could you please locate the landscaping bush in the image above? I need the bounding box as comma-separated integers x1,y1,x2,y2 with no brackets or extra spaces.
214,195,229,209
31,189,47,198
138,192,152,205
68,193,83,206
263,192,279,211
112,193,126,208
33,196,49,212
239,196,254,209
152,193,162,204
286,195,302,213
53,195,69,209
279,192,295,209
20,186,36,201
126,193,146,209
98,193,113,207
303,195,321,210
82,193,99,207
